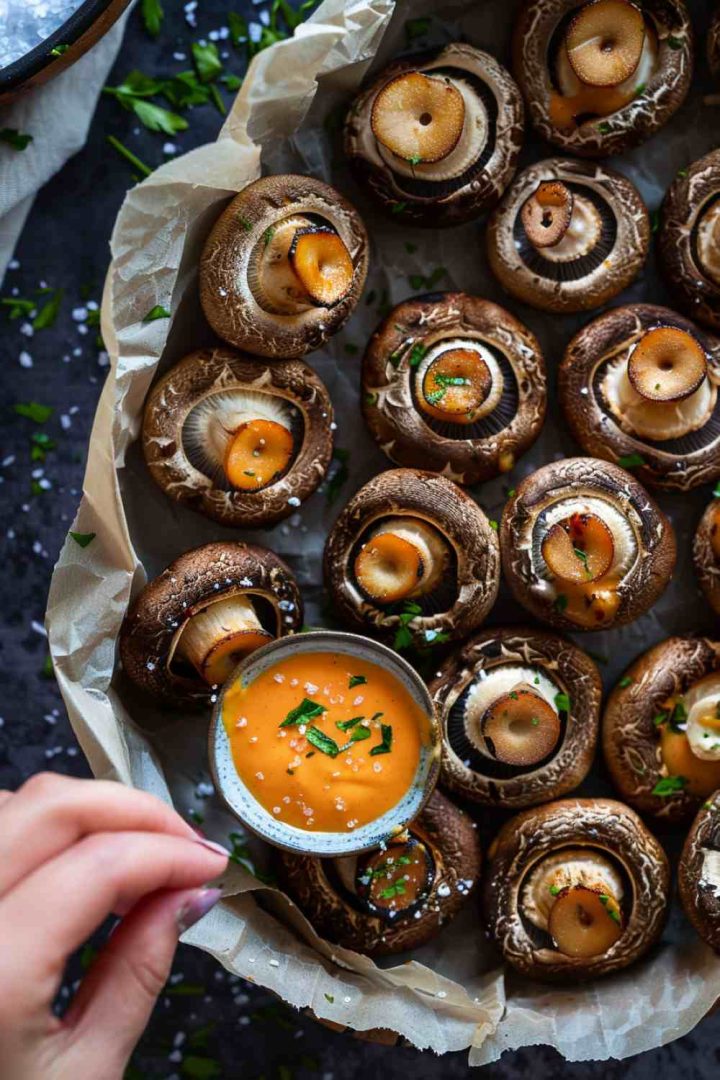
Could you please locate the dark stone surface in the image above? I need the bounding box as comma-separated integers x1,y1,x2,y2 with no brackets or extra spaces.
1,1,719,1076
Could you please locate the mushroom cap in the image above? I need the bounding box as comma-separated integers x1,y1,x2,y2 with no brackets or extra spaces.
344,43,524,226
362,293,546,485
487,158,650,313
275,789,481,956
500,456,676,631
119,541,303,708
142,347,333,528
483,797,670,981
659,150,720,333
429,626,602,807
559,304,720,491
512,0,693,157
709,9,720,82
199,174,369,358
323,468,500,649
694,499,720,616
678,789,720,951
603,636,720,821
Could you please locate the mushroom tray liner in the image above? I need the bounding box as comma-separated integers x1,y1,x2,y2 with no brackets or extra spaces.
45,0,720,1065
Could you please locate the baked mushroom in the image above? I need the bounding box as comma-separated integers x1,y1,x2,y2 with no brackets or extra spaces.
343,43,524,226
323,469,500,650
483,798,670,981
142,347,333,528
512,0,693,157
275,789,481,956
500,457,676,631
559,304,720,491
119,541,302,707
678,790,720,951
658,151,720,333
709,8,720,84
362,293,546,485
603,636,720,821
199,175,368,358
487,158,650,313
429,627,602,808
694,498,720,615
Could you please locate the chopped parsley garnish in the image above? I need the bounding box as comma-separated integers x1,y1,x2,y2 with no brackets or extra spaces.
407,154,422,165
280,697,325,728
324,993,334,1004
488,519,498,531
391,201,408,214
599,895,621,923
69,531,97,548
618,675,633,689
714,481,720,499
0,128,33,151
192,41,223,84
667,35,683,49
349,725,371,742
573,546,591,576
50,44,69,57
618,452,646,469
425,388,445,405
554,593,568,612
677,167,688,178
106,135,152,178
305,726,340,757
335,715,364,732
348,674,367,688
14,401,53,423
554,691,571,713
405,17,431,42
2,297,36,319
393,600,422,651
597,121,611,134
140,0,164,37
549,884,561,896
33,288,63,330
651,774,688,797
378,879,407,900
31,432,55,461
369,723,393,756
408,267,446,291
142,304,171,322
408,343,426,368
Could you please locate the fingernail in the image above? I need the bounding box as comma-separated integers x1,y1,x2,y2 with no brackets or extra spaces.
194,836,232,859
177,886,223,935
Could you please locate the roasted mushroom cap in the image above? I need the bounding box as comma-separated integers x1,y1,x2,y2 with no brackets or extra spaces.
362,293,546,485
659,150,720,333
199,175,368,358
694,499,720,616
119,541,302,707
487,158,650,313
559,304,720,491
483,797,670,981
710,10,720,83
276,789,481,956
429,627,602,807
678,790,720,951
512,0,693,157
324,469,500,650
142,348,334,528
344,43,524,226
500,457,675,631
603,637,720,822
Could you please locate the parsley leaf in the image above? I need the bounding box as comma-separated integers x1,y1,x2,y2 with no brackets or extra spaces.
280,698,325,728
0,128,32,151
32,288,63,330
2,297,36,319
617,452,646,469
348,675,367,688
69,531,96,548
142,305,171,323
554,691,571,713
305,726,340,757
652,775,687,797
14,402,53,423
369,723,393,756
132,100,188,135
192,41,223,84
140,0,163,37
106,135,152,178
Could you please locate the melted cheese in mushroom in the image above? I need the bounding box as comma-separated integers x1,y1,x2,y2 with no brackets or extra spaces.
684,671,720,761
697,200,720,288
464,663,559,756
413,338,504,420
534,194,602,263
522,849,624,933
532,496,637,594
184,391,292,481
601,350,717,441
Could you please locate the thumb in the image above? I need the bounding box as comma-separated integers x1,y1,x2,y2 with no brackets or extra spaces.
62,886,222,1072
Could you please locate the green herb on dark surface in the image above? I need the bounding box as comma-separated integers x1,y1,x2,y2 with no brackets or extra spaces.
408,343,426,368
2,297,36,319
14,402,53,423
378,878,407,899
370,723,393,756
280,697,325,727
617,452,646,468
349,674,367,688
344,342,359,356
336,714,364,732
653,711,667,727
667,35,683,49
652,775,687,796
140,0,164,37
324,447,350,504
405,17,431,42
50,44,69,57
306,726,340,757
167,982,206,997
79,943,98,970
143,304,171,322
668,699,687,730
677,167,688,178
180,1054,223,1078
324,993,335,1003
409,266,446,291
221,72,243,91
488,519,498,531
134,99,189,134
32,288,63,330
69,531,96,548
618,675,633,688
209,83,226,115
650,208,661,234
263,225,275,246
192,41,223,83
41,654,54,679
188,807,204,826
393,600,422,651
634,82,646,98
31,432,56,461
554,593,568,612
407,153,422,165
0,128,33,150
554,691,571,713
106,135,152,177
597,121,611,134
549,884,561,896
391,201,408,214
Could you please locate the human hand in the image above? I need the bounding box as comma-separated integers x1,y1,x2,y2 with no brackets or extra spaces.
0,773,228,1080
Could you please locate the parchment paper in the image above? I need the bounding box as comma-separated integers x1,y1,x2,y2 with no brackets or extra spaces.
46,0,720,1062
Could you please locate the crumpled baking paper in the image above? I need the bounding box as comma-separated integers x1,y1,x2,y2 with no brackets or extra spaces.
46,0,720,1062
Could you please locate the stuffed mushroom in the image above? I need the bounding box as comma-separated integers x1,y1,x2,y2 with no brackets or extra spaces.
344,43,524,226
559,304,720,491
603,636,720,821
512,0,693,157
500,457,676,631
487,158,650,313
362,293,546,485
323,469,500,650
694,498,720,616
199,175,368,358
276,789,481,956
429,627,602,808
678,790,720,952
658,151,720,333
142,347,333,528
483,798,670,981
119,541,302,707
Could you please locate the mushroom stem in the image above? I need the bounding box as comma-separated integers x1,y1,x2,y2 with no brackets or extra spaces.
248,215,354,315
548,884,623,958
176,594,272,686
627,327,708,403
521,181,574,249
224,419,294,491
356,839,432,914
354,517,449,604
529,193,602,263
371,71,466,165
565,0,646,89
481,682,561,765
541,511,614,585
419,347,494,424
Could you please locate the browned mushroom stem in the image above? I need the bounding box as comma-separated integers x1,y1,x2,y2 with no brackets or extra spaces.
248,217,354,315
481,682,561,765
176,594,272,686
417,346,496,425
627,326,708,403
354,517,449,604
541,512,614,585
521,181,574,248
370,71,466,165
356,838,433,914
548,885,624,957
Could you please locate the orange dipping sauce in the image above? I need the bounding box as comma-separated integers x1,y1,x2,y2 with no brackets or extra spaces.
221,651,431,833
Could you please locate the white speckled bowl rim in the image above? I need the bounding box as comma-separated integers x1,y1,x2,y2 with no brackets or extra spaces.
209,630,440,857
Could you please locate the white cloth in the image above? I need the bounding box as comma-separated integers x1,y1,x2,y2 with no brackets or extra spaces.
0,5,132,285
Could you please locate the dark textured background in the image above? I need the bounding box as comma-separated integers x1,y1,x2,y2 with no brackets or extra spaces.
1,1,719,1076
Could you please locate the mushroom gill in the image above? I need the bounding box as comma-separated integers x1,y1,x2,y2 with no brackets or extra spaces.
247,216,354,315
175,593,272,686
413,338,504,427
354,517,450,605
183,390,295,492
462,664,563,769
600,326,717,441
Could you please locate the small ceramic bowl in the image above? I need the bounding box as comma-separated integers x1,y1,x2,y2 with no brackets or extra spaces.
209,630,441,858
